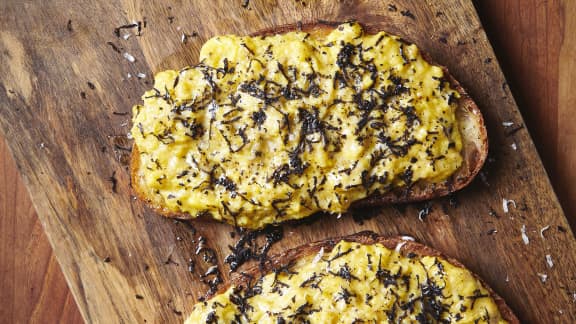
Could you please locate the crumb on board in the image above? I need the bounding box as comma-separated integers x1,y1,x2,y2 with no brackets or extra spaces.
123,52,136,62
113,21,144,38
537,272,548,283
503,198,516,213
540,225,551,238
395,241,407,253
181,31,198,44
505,124,524,137
488,207,498,218
417,202,432,222
546,254,554,268
312,247,324,264
400,235,415,241
521,224,529,245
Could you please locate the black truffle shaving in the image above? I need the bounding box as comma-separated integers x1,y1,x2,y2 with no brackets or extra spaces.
297,107,338,151
271,194,293,217
220,201,240,225
360,169,387,192
272,261,299,284
420,280,450,321
388,75,410,95
399,166,414,186
176,170,190,179
218,126,248,153
203,275,223,298
108,171,118,193
224,226,284,272
377,133,418,157
251,109,267,126
270,164,300,189
333,70,349,89
400,10,416,20
335,287,356,304
399,44,409,64
205,311,218,324
229,286,254,314
466,289,490,309
376,254,400,287
330,263,359,281
113,22,139,38
152,130,176,145
336,43,357,69
260,228,284,269
106,41,122,53
287,302,320,319
299,273,324,290
326,245,354,264
180,119,205,139
241,42,255,55
214,176,238,196
354,93,378,135
239,81,279,104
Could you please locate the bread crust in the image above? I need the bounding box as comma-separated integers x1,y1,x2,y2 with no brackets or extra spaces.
221,231,519,324
130,21,488,223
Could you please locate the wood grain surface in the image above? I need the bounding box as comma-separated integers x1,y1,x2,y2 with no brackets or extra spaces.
476,0,576,230
0,140,84,323
0,1,575,323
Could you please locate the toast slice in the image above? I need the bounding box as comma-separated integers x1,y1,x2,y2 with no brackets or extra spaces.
131,21,488,228
185,231,518,323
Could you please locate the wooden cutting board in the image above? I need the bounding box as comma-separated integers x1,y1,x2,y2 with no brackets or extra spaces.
0,0,574,322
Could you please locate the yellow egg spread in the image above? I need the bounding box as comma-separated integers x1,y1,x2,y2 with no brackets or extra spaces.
185,240,507,323
131,22,463,228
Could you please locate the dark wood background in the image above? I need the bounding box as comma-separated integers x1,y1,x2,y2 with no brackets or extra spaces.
1,0,574,323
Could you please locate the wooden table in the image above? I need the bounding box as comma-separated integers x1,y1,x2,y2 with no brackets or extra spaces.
1,1,574,323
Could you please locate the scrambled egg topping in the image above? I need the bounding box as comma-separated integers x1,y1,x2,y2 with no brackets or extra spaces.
131,22,463,228
186,240,507,323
